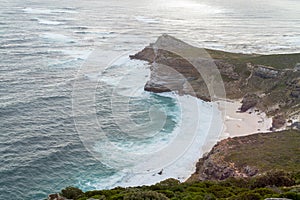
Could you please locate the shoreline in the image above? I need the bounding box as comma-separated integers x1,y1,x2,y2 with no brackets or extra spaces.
217,99,272,141
106,94,274,188
94,57,274,189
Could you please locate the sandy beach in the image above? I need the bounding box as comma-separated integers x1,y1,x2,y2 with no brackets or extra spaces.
217,99,272,140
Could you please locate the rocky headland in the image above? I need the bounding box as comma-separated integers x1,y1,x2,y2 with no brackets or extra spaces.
130,34,300,130
129,35,300,182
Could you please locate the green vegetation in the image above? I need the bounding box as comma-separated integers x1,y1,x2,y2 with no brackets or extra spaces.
206,49,300,70
207,49,300,114
60,171,300,200
224,130,300,173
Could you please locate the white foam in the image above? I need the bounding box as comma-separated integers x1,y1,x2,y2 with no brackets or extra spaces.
22,7,77,14
37,19,64,25
98,56,150,90
86,54,223,189
41,33,76,43
160,0,224,14
61,49,92,60
135,16,160,24
91,94,222,189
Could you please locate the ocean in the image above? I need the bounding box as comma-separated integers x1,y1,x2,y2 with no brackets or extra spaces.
0,0,300,199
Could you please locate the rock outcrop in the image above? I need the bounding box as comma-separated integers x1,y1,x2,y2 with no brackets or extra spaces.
188,130,300,182
240,93,260,112
48,193,65,200
131,34,300,120
253,65,281,79
272,115,286,129
189,138,259,181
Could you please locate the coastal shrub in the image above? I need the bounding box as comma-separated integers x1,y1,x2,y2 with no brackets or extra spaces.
190,182,209,188
202,193,216,200
221,177,251,188
186,186,206,193
206,185,234,198
169,185,185,192
123,190,169,200
157,178,180,187
110,193,125,200
91,194,106,199
155,190,174,198
292,171,300,184
280,191,300,200
251,171,295,188
252,187,276,196
61,186,84,200
231,191,262,200
57,171,300,200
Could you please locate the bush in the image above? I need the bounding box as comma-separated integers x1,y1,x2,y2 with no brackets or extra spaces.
251,171,295,188
157,178,180,187
233,191,262,200
91,194,106,199
252,188,276,196
280,191,300,200
123,190,169,200
61,186,84,200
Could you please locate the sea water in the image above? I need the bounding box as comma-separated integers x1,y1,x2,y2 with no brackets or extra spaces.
1,0,300,199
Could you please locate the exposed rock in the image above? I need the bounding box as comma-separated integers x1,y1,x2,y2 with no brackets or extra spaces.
129,45,155,63
253,65,281,79
272,115,286,129
294,63,300,71
291,122,300,130
48,193,66,200
291,89,300,98
131,35,212,100
240,93,260,112
214,60,239,80
190,138,259,181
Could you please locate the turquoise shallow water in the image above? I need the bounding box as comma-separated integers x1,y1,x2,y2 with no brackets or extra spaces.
1,0,300,199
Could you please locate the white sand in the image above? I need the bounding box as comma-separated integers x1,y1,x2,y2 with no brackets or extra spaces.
217,99,272,141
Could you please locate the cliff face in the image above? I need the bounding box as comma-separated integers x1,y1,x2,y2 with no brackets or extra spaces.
131,35,300,128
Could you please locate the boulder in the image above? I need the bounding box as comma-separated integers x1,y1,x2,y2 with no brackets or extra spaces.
241,93,259,112
48,193,65,200
253,65,281,79
272,115,286,129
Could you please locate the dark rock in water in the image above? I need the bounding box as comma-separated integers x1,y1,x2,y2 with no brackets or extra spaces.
241,93,259,112
272,115,286,129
